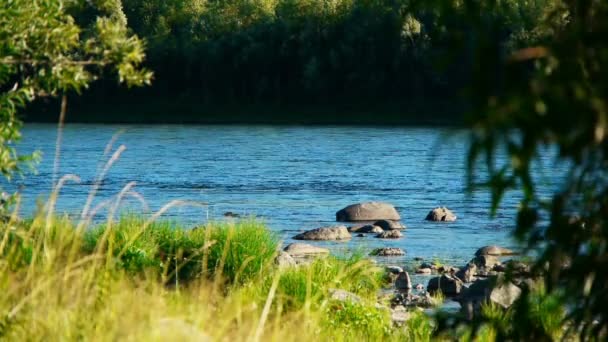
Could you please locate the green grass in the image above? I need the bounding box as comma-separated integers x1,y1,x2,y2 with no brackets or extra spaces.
0,214,425,341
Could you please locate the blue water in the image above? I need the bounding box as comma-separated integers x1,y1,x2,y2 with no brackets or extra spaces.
6,124,565,272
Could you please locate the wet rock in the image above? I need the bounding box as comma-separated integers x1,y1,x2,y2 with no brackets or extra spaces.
415,283,425,291
294,225,351,240
455,262,478,283
275,251,296,268
349,224,384,234
425,207,457,222
395,271,413,291
356,233,365,237
373,220,406,230
413,257,424,261
386,266,404,275
329,289,361,303
370,247,405,256
375,230,403,239
475,245,516,257
336,202,400,221
415,268,432,275
283,243,330,258
223,211,240,218
427,274,464,296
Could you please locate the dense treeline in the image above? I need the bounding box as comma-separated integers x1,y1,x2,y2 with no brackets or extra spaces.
31,0,562,123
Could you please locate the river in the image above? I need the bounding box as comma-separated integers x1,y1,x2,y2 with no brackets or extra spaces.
7,124,564,271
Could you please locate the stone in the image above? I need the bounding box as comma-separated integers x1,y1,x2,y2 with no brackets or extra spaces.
395,271,413,291
275,251,296,268
370,247,405,256
373,220,406,230
391,306,410,326
427,274,463,296
475,245,516,257
283,243,330,257
329,289,361,303
455,262,478,283
425,207,457,222
293,225,351,240
415,283,425,290
458,277,522,319
415,267,432,275
375,230,403,239
349,224,384,234
356,233,365,237
223,211,240,218
386,266,404,275
336,202,400,221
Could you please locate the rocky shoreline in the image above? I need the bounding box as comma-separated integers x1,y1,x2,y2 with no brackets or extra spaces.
275,201,532,324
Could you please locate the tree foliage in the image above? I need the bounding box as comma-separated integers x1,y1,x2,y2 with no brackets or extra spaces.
0,0,151,211
427,0,607,339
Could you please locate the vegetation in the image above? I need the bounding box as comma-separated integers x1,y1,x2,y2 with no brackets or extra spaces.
0,215,411,340
26,0,563,123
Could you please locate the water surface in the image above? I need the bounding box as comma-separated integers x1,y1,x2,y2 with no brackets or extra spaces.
9,124,564,272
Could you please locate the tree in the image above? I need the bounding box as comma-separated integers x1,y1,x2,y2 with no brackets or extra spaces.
428,0,606,339
0,0,152,213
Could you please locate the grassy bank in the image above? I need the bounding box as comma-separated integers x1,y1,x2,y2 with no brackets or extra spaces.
0,214,430,341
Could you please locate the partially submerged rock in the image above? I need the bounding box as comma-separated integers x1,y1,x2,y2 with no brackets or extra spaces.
336,202,401,221
349,224,384,234
375,230,403,239
427,274,464,296
370,247,405,256
415,267,432,275
373,220,406,230
475,245,516,257
283,243,330,258
294,225,351,240
395,271,413,291
425,207,457,222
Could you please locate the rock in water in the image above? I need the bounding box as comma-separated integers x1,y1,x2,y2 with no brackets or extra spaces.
375,230,403,239
373,220,406,230
425,207,457,222
370,247,406,256
283,243,330,257
293,225,351,240
427,275,463,296
336,202,400,221
395,271,413,291
475,245,516,257
349,224,384,234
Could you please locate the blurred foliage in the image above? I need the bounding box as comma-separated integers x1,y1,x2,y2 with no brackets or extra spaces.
419,0,607,340
0,0,151,211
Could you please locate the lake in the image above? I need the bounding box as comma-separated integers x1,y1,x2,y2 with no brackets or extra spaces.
8,124,563,272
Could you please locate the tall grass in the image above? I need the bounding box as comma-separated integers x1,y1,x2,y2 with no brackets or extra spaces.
0,213,420,340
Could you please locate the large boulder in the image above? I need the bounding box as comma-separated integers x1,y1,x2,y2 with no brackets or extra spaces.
427,274,463,296
425,207,457,222
336,202,401,221
370,247,405,256
373,220,406,230
294,225,351,240
475,245,516,257
283,243,330,257
458,277,522,319
349,224,384,234
375,230,403,239
395,271,413,291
